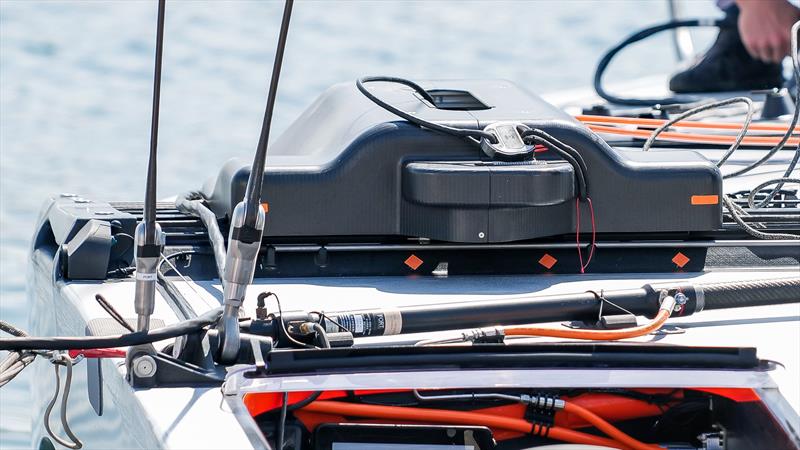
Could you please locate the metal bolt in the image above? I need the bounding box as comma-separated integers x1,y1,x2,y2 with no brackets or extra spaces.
674,292,688,311
132,355,157,378
478,232,485,239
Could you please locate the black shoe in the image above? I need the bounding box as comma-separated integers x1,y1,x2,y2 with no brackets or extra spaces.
669,6,784,93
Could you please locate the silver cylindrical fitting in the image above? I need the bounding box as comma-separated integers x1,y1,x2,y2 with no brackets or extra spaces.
134,222,164,332
218,201,266,363
659,294,677,313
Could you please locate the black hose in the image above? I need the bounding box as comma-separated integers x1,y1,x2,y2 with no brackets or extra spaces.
594,18,726,106
175,191,227,280
0,308,222,351
287,391,323,411
699,278,800,310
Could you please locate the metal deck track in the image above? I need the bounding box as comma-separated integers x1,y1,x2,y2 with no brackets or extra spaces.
108,201,798,278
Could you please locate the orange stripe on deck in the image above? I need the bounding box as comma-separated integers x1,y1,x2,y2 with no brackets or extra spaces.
691,195,719,205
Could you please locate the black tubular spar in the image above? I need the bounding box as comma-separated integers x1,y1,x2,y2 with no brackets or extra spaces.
698,278,800,310
322,278,799,338
243,0,294,228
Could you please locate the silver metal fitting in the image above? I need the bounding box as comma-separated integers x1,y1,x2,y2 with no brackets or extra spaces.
673,292,689,312
480,122,535,159
522,395,565,410
132,355,157,378
462,327,505,342
659,294,677,313
217,201,267,364
133,222,165,332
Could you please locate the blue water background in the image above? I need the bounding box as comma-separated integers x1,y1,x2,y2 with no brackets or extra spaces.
0,1,716,447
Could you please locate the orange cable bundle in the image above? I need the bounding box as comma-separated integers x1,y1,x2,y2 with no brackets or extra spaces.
301,400,664,450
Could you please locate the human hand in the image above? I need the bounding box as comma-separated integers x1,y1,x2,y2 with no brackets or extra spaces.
736,0,800,63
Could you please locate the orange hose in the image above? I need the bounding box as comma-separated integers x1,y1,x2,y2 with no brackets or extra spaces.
302,400,634,449
563,402,663,450
503,309,671,341
576,114,799,133
586,124,800,147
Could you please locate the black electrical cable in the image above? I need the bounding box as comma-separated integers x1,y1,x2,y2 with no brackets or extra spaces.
524,128,589,176
243,0,294,228
0,307,222,351
144,0,166,241
520,130,590,199
356,76,497,143
525,136,588,199
261,292,315,349
594,18,726,106
287,391,323,411
355,77,590,198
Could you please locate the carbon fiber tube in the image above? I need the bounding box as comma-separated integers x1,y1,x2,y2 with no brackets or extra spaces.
323,287,665,338
323,278,798,338
698,278,800,311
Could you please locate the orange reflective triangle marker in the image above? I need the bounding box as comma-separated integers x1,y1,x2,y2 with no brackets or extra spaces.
404,254,423,270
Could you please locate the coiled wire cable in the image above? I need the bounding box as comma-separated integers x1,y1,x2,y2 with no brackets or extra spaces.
44,355,82,449
748,21,800,207
722,195,799,239
0,320,39,388
747,178,800,209
642,96,754,166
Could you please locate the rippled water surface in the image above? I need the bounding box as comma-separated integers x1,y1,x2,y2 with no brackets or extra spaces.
0,1,716,447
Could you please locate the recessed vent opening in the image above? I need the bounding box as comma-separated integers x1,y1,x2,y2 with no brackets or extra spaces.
425,89,491,110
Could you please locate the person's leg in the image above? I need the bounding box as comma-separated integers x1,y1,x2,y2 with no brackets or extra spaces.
669,3,784,93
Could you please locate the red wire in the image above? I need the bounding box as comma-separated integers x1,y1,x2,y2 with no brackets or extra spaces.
575,197,597,273
575,199,583,273
582,197,596,272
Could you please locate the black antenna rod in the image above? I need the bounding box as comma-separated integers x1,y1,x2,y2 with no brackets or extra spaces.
144,0,166,241
242,0,294,227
